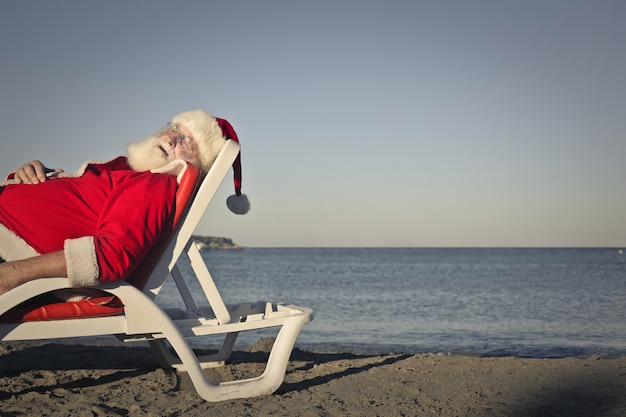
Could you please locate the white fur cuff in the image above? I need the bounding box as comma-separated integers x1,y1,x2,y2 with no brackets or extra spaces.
0,223,39,261
64,236,99,287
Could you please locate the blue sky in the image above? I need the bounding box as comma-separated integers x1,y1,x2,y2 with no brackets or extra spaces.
1,0,624,247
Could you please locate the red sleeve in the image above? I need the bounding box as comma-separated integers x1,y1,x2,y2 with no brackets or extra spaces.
93,172,178,282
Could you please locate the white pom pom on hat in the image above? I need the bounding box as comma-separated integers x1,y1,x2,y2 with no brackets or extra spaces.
170,109,250,215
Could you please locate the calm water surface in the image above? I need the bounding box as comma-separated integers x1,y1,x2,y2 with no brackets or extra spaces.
158,248,626,358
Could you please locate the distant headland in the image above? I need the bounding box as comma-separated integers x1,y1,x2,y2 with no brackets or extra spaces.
192,235,242,250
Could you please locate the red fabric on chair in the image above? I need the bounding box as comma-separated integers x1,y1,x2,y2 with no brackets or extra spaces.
0,294,124,322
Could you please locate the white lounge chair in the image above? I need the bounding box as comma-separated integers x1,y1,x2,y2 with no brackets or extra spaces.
0,140,313,401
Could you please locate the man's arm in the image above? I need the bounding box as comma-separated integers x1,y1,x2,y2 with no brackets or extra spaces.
0,251,67,295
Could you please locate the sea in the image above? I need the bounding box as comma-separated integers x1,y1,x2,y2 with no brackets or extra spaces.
156,247,626,359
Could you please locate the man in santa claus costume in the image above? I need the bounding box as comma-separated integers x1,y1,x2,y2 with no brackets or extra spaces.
0,109,249,296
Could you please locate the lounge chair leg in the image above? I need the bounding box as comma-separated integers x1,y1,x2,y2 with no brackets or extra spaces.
196,332,239,367
149,339,174,369
149,332,239,370
187,315,309,401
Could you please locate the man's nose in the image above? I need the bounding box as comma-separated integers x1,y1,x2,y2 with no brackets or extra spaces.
164,134,177,147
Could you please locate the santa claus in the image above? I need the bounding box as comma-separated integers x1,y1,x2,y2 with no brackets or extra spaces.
0,109,249,295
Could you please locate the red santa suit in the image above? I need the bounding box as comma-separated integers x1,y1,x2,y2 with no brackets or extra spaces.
0,157,187,288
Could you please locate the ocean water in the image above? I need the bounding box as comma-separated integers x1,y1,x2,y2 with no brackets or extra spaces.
157,248,626,359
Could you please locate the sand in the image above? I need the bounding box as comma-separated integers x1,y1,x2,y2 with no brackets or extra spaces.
0,340,624,417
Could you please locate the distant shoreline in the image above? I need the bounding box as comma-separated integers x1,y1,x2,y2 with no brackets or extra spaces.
192,235,242,250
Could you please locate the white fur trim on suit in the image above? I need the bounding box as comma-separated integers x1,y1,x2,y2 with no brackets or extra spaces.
150,159,188,183
64,236,99,287
0,223,39,261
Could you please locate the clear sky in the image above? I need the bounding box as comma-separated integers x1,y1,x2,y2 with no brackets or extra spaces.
1,1,624,247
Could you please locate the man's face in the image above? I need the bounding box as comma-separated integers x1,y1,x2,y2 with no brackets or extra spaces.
126,124,201,171
157,124,201,164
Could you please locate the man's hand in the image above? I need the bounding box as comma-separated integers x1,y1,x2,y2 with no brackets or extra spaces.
13,160,64,184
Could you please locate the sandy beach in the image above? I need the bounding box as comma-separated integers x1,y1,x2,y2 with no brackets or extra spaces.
0,340,624,417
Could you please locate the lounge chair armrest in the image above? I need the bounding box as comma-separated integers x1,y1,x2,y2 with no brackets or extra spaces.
0,277,72,316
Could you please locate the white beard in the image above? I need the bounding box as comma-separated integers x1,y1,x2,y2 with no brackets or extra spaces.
126,135,174,172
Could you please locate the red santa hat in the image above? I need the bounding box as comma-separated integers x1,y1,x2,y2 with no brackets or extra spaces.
171,109,250,215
